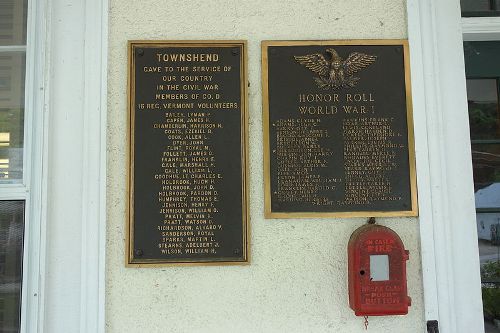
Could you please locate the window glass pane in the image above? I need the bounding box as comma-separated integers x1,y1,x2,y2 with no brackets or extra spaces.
476,212,500,332
477,213,500,248
462,0,496,11
0,0,28,46
0,0,28,183
461,0,500,16
464,42,500,78
465,41,500,332
369,255,389,282
472,144,500,192
467,79,500,141
0,201,24,333
0,51,25,182
473,149,500,330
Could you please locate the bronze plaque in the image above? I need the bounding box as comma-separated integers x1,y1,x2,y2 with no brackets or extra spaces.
262,40,417,218
127,41,248,265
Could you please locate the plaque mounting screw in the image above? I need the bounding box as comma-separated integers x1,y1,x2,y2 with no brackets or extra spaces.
135,249,144,257
233,248,240,255
231,48,239,56
137,48,144,56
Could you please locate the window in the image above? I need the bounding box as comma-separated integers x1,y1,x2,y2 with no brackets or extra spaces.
0,0,29,331
464,40,500,332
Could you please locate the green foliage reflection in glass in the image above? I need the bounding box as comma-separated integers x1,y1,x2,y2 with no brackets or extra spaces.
482,261,500,320
469,104,499,140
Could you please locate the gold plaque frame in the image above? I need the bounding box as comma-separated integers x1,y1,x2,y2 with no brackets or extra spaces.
127,40,250,266
262,39,418,219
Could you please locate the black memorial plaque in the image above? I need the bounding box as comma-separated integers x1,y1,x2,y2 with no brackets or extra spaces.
262,40,417,218
128,41,248,265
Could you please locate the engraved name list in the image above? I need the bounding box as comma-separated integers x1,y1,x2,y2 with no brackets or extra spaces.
263,41,417,218
128,42,248,265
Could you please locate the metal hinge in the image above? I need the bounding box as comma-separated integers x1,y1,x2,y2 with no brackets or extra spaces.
427,320,439,333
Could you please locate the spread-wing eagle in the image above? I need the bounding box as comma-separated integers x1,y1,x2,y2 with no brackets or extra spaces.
294,48,377,90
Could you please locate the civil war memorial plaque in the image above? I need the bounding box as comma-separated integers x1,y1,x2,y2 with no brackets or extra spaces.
127,41,249,265
262,40,418,218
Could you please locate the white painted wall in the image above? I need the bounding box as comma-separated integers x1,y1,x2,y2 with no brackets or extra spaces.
107,1,425,332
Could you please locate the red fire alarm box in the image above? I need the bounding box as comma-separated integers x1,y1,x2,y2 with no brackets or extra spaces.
348,224,411,316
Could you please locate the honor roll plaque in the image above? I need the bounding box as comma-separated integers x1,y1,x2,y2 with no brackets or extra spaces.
128,41,249,265
262,40,417,218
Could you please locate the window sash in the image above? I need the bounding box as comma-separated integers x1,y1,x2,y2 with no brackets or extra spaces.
0,26,27,188
463,11,500,18
7,0,47,331
0,46,26,52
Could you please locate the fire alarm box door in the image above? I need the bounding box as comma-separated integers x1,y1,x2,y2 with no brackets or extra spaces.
348,225,411,316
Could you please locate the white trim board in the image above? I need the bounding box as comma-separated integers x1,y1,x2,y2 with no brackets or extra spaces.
407,0,484,332
41,0,107,331
79,0,108,330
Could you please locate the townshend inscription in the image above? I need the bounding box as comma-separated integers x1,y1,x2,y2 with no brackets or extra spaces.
262,40,417,218
128,41,248,265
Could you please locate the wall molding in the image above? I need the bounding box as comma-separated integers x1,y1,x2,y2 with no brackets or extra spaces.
79,0,108,331
42,0,107,331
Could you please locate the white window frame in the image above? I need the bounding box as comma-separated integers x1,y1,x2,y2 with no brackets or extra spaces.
19,0,47,330
407,0,488,332
0,0,108,331
0,0,47,332
462,17,500,41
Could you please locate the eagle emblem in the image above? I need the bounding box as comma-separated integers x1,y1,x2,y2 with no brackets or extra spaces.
294,48,377,90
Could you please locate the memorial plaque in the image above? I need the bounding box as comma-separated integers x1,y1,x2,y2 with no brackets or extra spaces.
262,40,417,218
127,41,249,265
